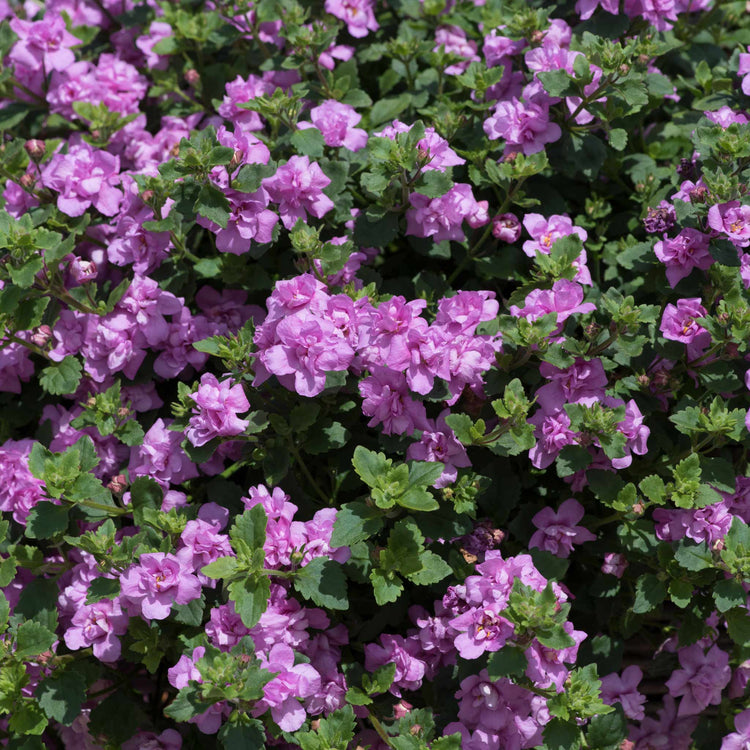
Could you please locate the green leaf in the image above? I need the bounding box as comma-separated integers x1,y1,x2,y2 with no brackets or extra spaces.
544,718,581,750
130,477,162,513
15,620,57,660
201,556,239,580
24,502,69,539
291,127,326,157
407,550,452,586
669,579,694,608
414,170,453,198
330,501,383,546
230,505,267,553
352,446,390,488
293,557,349,610
353,211,399,247
586,704,627,749
218,721,267,750
228,574,270,628
713,579,746,612
632,574,666,614
486,646,527,679
639,475,666,504
195,184,230,228
367,662,397,695
608,128,627,151
370,567,403,605
368,92,412,126
0,592,9,633
726,608,750,646
538,69,577,97
674,540,713,571
85,577,120,604
38,670,87,725
8,702,48,736
556,445,592,477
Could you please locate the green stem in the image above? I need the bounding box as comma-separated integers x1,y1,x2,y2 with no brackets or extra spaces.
368,712,396,749
445,222,495,289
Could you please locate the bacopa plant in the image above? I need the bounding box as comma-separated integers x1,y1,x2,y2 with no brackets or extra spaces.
1,0,750,748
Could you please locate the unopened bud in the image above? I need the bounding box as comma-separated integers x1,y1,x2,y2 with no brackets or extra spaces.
712,538,725,551
19,173,36,188
530,29,544,44
652,369,670,388
620,740,635,750
229,149,244,171
619,64,630,75
410,725,422,736
85,396,97,408
638,54,650,64
636,373,651,388
632,502,645,515
460,548,478,565
492,212,521,243
502,150,518,163
392,700,412,719
185,69,200,86
141,189,154,202
107,474,128,494
724,342,739,358
24,139,45,160
584,322,602,340
310,719,321,731
117,406,129,417
90,129,101,140
71,258,97,283
30,325,52,348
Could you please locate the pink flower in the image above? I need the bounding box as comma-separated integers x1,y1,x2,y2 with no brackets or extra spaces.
186,374,250,447
665,643,731,715
63,599,129,662
510,279,596,324
364,634,426,696
375,120,465,172
407,410,471,488
41,143,123,217
707,201,750,248
359,367,429,435
120,551,202,620
262,155,334,230
9,14,80,72
451,603,515,659
129,418,198,488
721,708,750,750
406,183,489,243
601,552,627,578
654,228,714,287
253,644,322,731
299,100,368,151
529,498,596,558
659,297,708,343
600,665,646,720
433,25,479,75
484,97,561,156
739,49,750,96
492,212,522,243
325,0,378,38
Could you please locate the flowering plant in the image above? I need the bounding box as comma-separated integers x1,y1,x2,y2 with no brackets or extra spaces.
1,0,750,748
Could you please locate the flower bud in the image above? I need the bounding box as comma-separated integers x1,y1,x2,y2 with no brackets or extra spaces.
530,29,544,44
492,212,521,243
19,173,36,188
107,474,128,494
24,139,45,160
229,149,244,171
632,502,645,516
71,258,98,283
392,700,412,719
141,189,154,202
185,69,200,86
636,373,651,388
30,325,52,348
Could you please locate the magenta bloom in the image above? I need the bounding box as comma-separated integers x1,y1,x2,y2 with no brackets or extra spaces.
376,120,465,172
739,49,750,96
364,634,426,696
186,374,250,447
252,644,322,731
63,599,129,662
654,228,713,287
722,708,750,750
120,551,202,620
451,604,515,660
406,183,489,243
484,97,562,156
708,201,750,248
492,212,522,243
665,643,731,715
407,410,471,488
41,143,123,217
510,279,596,324
522,213,588,257
262,155,334,230
600,665,646,720
129,418,198,488
9,14,80,72
359,367,428,435
529,498,596,558
325,0,378,38
660,297,708,343
433,25,479,75
257,312,354,397
299,100,367,151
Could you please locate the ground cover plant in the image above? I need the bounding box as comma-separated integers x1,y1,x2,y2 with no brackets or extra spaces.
1,0,750,747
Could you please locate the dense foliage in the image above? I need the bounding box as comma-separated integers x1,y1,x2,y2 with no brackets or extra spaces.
2,0,750,747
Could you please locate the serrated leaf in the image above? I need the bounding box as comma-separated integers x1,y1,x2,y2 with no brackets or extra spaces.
608,128,627,151
330,501,383,547
194,184,230,228
85,577,120,604
293,557,348,610
713,578,746,612
370,567,403,605
24,502,69,539
230,505,267,553
39,357,82,396
406,550,452,586
487,646,527,679
228,574,270,629
674,540,714,571
15,620,57,659
38,670,87,725
632,574,666,614
352,446,390,488
291,127,326,157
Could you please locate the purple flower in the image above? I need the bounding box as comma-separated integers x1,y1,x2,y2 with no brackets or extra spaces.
9,14,80,72
359,367,429,435
739,49,750,96
660,297,708,344
721,708,750,750
205,602,251,652
600,665,646,720
299,100,368,151
256,311,354,397
324,0,378,38
654,228,713,287
129,418,198,488
644,200,677,234
262,155,335,230
375,120,465,172
708,201,750,248
665,643,731,715
407,411,471,488
252,644,322,731
601,552,627,577
120,551,202,620
510,279,596,325
179,519,233,582
186,374,250,447
492,212,522,243
433,25,479,75
63,599,129,662
528,409,578,470
451,603,515,660
406,183,489,243
529,498,596,558
484,97,561,156
364,634,426,696
122,729,182,750
41,143,123,217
